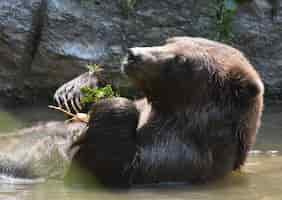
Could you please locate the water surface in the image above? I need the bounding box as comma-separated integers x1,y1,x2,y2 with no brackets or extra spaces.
0,104,281,200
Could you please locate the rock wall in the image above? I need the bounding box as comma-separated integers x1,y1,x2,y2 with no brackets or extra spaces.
0,0,281,103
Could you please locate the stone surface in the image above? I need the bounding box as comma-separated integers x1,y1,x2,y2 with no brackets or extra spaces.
0,0,42,101
232,0,282,99
29,0,125,92
0,0,281,102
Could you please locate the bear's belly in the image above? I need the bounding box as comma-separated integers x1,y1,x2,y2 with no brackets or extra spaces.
132,138,214,184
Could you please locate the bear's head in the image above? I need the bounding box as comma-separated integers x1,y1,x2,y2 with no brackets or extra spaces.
122,37,264,112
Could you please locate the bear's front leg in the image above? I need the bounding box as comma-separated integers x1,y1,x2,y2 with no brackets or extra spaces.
65,97,139,188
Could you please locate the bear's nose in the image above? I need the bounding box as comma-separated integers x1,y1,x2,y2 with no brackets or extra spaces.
127,48,142,64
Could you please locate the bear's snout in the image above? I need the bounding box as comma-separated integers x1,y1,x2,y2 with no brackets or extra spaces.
127,48,143,64
122,48,145,75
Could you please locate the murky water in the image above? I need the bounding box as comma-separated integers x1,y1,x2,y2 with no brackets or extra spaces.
0,104,282,200
0,105,64,133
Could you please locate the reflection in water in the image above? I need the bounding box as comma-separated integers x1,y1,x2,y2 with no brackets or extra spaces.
0,175,45,185
0,104,281,200
0,105,64,133
0,111,26,133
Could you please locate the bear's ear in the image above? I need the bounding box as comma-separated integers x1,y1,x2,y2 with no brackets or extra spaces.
232,78,263,100
245,80,263,98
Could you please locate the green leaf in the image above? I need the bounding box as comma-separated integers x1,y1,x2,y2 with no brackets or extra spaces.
80,85,117,105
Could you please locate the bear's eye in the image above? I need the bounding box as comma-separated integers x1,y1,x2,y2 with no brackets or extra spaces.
163,56,183,76
174,55,183,64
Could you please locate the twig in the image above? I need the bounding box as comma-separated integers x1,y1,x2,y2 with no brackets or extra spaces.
48,105,89,123
48,105,76,118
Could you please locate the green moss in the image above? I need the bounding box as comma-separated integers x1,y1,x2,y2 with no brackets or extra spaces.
213,0,237,42
213,0,250,42
119,0,138,17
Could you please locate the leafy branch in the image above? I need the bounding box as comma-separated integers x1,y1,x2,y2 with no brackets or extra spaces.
80,85,118,105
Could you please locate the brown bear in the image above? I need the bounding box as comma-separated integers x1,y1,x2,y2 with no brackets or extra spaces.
56,36,264,187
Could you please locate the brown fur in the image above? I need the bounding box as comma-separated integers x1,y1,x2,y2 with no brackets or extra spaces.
66,36,264,187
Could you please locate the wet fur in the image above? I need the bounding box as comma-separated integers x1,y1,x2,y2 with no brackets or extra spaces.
65,37,264,187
